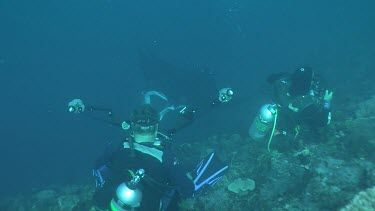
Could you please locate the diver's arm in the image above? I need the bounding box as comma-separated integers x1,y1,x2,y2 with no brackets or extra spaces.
92,157,117,210
314,98,332,127
92,146,134,210
304,102,332,127
274,110,300,139
323,90,333,125
321,109,332,125
162,149,195,197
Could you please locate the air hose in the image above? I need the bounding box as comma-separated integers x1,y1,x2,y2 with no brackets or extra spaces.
267,109,278,152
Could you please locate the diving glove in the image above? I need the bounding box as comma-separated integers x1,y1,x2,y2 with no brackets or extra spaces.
324,90,334,102
323,90,333,109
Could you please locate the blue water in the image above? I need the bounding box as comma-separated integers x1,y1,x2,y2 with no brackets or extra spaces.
0,0,374,197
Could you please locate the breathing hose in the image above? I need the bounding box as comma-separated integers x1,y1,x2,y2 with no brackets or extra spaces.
267,109,278,152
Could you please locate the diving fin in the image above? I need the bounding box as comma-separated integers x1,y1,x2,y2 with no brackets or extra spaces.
191,152,228,197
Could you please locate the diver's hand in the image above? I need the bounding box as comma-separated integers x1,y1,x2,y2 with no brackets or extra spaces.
323,90,333,110
324,90,333,102
121,121,130,130
288,103,299,112
68,98,86,114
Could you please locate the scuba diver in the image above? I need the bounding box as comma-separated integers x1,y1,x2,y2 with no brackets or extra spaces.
68,90,232,211
248,67,333,151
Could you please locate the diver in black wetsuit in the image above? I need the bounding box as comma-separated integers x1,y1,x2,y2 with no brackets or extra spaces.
249,67,333,151
68,91,229,211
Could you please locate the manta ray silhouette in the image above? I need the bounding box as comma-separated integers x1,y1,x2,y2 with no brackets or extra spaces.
138,52,218,108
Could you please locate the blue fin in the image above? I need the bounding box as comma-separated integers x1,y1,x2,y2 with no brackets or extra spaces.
192,152,228,197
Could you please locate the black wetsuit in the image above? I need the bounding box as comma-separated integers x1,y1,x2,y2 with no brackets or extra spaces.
269,71,331,138
93,139,194,211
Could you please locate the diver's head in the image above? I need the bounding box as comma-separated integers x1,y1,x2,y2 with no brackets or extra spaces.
130,104,160,143
289,67,313,96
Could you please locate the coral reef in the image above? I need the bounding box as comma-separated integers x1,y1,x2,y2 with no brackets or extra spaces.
0,184,94,211
341,186,375,211
227,178,255,194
